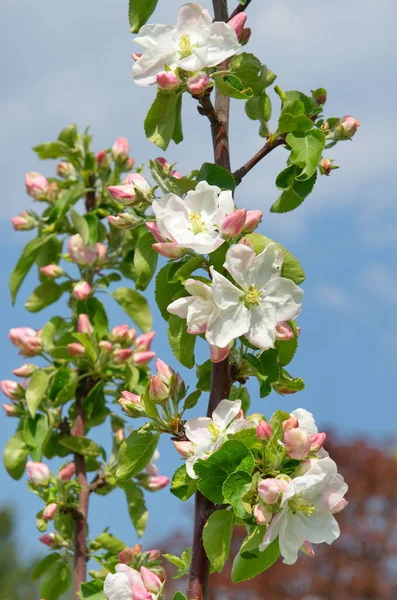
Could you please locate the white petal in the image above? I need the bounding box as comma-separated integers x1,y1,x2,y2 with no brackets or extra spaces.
185,417,212,445
245,303,277,350
212,399,241,429
184,279,213,301
247,243,283,289
134,24,174,49
184,181,220,220
217,190,235,220
227,418,255,435
206,303,250,348
183,233,224,255
279,514,306,565
210,267,244,309
178,49,208,72
291,408,318,434
259,511,285,552
205,22,241,67
262,277,304,322
300,511,340,545
116,565,144,589
132,48,178,86
186,455,199,479
167,296,195,319
224,244,254,290
104,573,132,600
186,297,214,334
152,194,186,241
175,2,212,43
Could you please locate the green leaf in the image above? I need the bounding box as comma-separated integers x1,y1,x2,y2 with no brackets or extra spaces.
24,414,49,461
3,431,29,480
113,287,153,332
134,232,158,291
270,409,291,440
117,430,158,480
243,233,305,284
39,557,72,600
243,349,279,397
80,580,107,600
273,368,305,395
278,111,314,135
245,92,272,125
129,0,158,32
230,384,251,414
155,263,185,321
121,480,149,537
25,282,63,312
271,165,317,213
230,53,264,95
198,162,236,190
231,538,279,583
59,436,102,457
164,550,191,580
32,553,61,581
172,93,184,145
286,129,325,181
240,525,268,553
58,123,78,146
144,90,179,150
195,440,255,503
167,315,196,369
33,141,68,159
222,470,252,517
26,370,49,417
84,213,99,246
171,465,197,501
84,381,108,427
70,208,90,244
95,532,126,553
76,297,109,339
173,592,188,600
183,390,201,411
170,256,204,283
213,73,253,100
49,367,74,400
54,371,78,406
203,510,234,572
10,234,56,304
36,237,63,281
196,359,212,392
72,333,98,363
275,321,299,366
55,182,86,221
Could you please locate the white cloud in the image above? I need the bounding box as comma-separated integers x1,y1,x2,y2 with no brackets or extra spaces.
314,283,356,313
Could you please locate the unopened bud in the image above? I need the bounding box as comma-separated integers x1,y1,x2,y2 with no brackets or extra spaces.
253,503,272,525
275,321,294,341
146,475,170,491
13,364,36,378
39,533,56,547
283,427,311,460
111,324,130,343
256,420,272,440
173,440,193,458
171,169,182,179
187,72,210,96
156,358,174,385
238,237,254,249
67,343,85,357
134,351,156,365
11,212,36,231
319,158,332,176
25,172,49,199
227,12,247,39
26,462,51,486
149,375,169,403
146,221,167,243
135,332,155,352
144,549,161,562
99,340,113,353
156,71,179,91
68,234,97,266
239,27,251,45
155,157,171,171
58,462,76,481
108,173,151,205
140,566,162,593
43,503,57,520
112,137,129,162
300,541,315,557
0,380,24,401
282,415,299,430
258,478,283,504
210,344,232,363
77,314,93,335
124,157,135,171
40,264,64,279
220,208,247,239
339,115,360,138
242,210,262,233
310,432,327,451
95,149,110,169
152,242,187,258
2,404,20,417
107,213,142,229
56,161,76,180
113,348,133,363
73,281,92,301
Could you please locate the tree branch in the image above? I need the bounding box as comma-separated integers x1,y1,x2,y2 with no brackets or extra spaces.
232,133,287,185
229,0,253,20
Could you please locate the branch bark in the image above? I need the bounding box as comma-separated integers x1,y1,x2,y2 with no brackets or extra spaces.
229,0,253,20
186,3,232,600
232,133,287,185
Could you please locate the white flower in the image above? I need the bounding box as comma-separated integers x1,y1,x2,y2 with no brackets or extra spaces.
291,408,318,435
184,399,254,479
152,180,234,254
205,243,304,349
259,456,348,565
132,3,241,86
104,564,153,600
168,278,215,334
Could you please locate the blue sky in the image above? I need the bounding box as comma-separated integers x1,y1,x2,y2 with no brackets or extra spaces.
1,0,396,563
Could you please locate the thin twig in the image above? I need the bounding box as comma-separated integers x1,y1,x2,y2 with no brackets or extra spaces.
229,0,253,20
233,133,287,185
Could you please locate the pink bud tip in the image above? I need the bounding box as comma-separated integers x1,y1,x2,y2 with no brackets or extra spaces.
77,313,93,335
2,404,19,417
120,390,141,405
67,343,85,358
149,375,169,403
258,478,284,504
173,440,193,458
300,541,315,557
243,210,262,233
310,432,327,451
171,169,182,179
58,462,76,481
210,344,232,363
152,242,186,258
220,208,247,239
140,566,162,593
227,12,247,39
156,71,179,90
146,221,167,243
0,380,22,400
187,72,210,96
282,415,299,430
131,53,142,61
147,475,170,491
238,237,254,249
26,462,51,486
99,340,113,352
135,332,156,352
156,358,174,384
256,420,272,440
25,172,49,199
40,264,64,279
43,503,57,520
113,348,133,363
283,427,312,460
73,281,93,301
155,157,170,170
39,533,56,547
95,149,110,168
134,351,156,365
112,137,129,161
253,503,272,525
275,321,294,341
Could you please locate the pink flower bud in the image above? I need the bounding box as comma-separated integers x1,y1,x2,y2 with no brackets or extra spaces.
107,213,141,229
114,428,125,443
242,210,263,233
135,332,155,352
26,462,51,486
240,27,251,45
2,404,20,417
56,161,76,180
156,358,174,385
111,324,130,343
119,390,141,408
171,169,182,179
156,71,179,90
173,440,193,458
118,547,136,564
152,242,186,258
149,375,169,403
220,208,247,238
140,566,162,593
11,212,36,231
99,340,113,353
210,344,232,363
134,351,156,365
40,264,64,279
146,475,170,491
283,427,311,460
187,72,210,95
282,415,299,430
43,503,57,520
131,53,142,61
113,349,133,363
227,12,247,39
145,222,167,243
132,587,153,600
319,158,332,176
238,237,254,249
0,380,23,400
125,157,135,170
339,115,360,138
300,541,315,557
112,137,129,162
13,364,36,377
96,243,107,263
95,149,110,169
256,420,272,440
9,327,43,356
253,503,272,525
144,549,161,561
67,343,85,357
68,234,97,266
108,174,151,205
73,281,92,301
258,478,283,504
275,322,294,341
155,157,170,171
310,432,327,451
25,172,49,199
58,462,76,481
39,533,56,547
77,314,93,335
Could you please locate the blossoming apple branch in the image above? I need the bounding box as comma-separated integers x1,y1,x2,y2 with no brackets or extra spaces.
1,1,359,600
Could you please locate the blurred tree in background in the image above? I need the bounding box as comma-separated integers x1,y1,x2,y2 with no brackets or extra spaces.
163,436,397,600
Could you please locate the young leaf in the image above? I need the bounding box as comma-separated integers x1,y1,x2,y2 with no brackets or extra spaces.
120,480,149,537
25,282,64,313
58,123,78,146
230,53,263,95
231,538,280,583
129,0,158,33
286,129,325,181
26,369,49,417
222,470,252,517
117,430,159,480
198,163,236,191
271,165,317,213
167,315,196,369
113,287,153,332
70,208,90,243
183,390,201,411
3,432,29,480
59,436,102,457
213,74,253,100
171,465,197,501
24,414,49,461
95,532,126,553
80,580,107,600
155,263,185,321
55,182,86,220
32,553,61,581
203,509,235,572
243,233,305,284
39,557,72,600
134,231,159,291
10,234,56,304
76,297,109,339
33,141,68,159
144,90,179,150
172,93,184,145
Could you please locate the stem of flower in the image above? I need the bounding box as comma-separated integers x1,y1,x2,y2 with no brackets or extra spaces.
186,3,232,600
233,134,288,185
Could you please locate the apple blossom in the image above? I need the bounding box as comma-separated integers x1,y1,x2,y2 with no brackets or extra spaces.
275,321,295,341
43,503,57,520
78,314,93,335
310,432,327,451
104,564,155,600
108,173,151,205
68,234,98,265
11,212,36,231
132,3,241,86
25,172,49,199
134,351,156,365
253,504,272,525
156,71,180,90
282,415,299,430
0,380,23,401
168,279,215,335
26,462,51,486
242,210,263,233
258,478,284,504
219,208,247,239
67,343,85,357
184,399,254,478
135,332,155,352
9,327,42,356
140,567,162,594
187,72,210,95
73,281,92,301
284,427,312,460
227,12,247,40
58,462,76,481
40,264,64,279
112,137,129,162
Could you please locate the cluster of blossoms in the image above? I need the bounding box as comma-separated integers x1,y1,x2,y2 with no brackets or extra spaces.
177,403,347,565
104,563,163,600
131,3,248,96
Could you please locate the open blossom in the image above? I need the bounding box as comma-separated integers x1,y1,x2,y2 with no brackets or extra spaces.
184,399,254,478
104,564,162,600
150,181,235,255
108,173,151,205
206,243,303,349
259,456,348,564
168,279,214,335
9,327,42,356
132,3,241,86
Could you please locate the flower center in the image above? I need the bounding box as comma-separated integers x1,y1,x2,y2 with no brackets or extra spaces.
244,285,262,306
208,422,221,441
179,34,194,59
189,211,207,234
288,495,315,516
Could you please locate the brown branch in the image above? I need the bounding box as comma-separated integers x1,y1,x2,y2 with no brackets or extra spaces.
232,133,287,185
229,0,253,20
